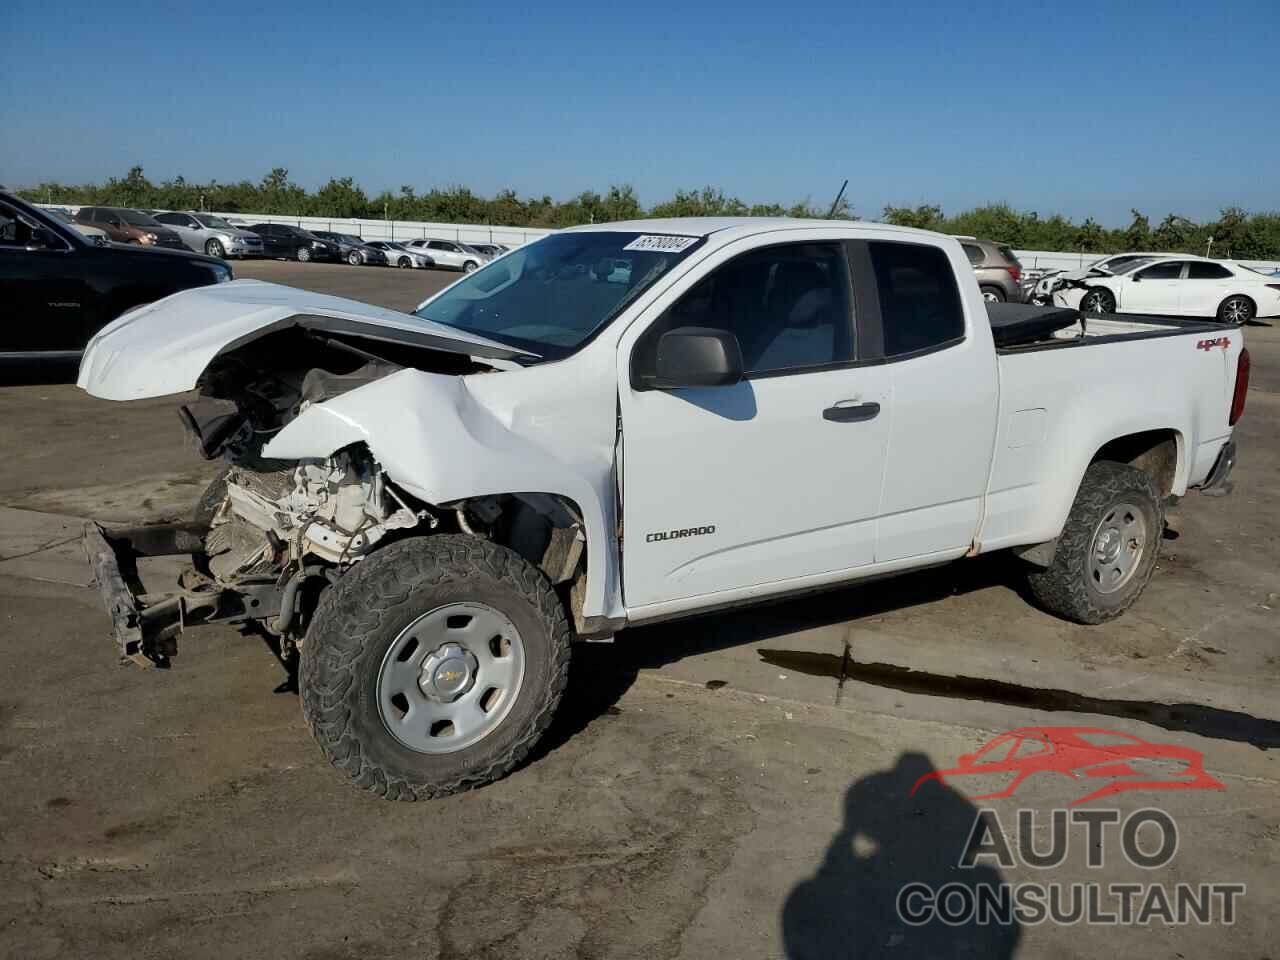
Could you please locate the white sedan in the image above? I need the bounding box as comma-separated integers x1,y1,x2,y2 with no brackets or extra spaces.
1055,256,1280,324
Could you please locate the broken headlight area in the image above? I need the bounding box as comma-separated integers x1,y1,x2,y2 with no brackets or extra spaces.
207,449,425,582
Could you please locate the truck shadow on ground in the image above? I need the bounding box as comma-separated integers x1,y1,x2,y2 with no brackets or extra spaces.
536,556,1021,757
781,750,1021,960
537,552,1280,763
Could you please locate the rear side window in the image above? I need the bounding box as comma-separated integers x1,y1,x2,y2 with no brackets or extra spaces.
1187,262,1232,279
867,241,965,357
1135,261,1183,280
643,241,854,376
997,245,1021,267
961,244,985,267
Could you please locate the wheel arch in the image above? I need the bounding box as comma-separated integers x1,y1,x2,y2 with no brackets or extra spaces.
260,370,621,628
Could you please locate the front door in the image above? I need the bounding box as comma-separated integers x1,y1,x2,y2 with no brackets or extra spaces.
619,239,890,612
0,201,89,355
1121,260,1185,313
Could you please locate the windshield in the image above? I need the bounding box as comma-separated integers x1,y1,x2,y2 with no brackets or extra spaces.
195,214,232,228
119,209,161,226
413,231,702,359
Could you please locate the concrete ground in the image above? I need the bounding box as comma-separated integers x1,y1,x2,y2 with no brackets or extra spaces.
0,261,1276,958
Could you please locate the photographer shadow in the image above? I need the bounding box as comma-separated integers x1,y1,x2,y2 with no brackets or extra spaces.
782,751,1020,959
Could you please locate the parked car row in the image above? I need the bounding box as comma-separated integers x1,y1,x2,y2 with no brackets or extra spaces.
63,204,509,271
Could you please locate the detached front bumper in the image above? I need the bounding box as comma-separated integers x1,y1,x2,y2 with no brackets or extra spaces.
1200,439,1237,497
82,521,282,666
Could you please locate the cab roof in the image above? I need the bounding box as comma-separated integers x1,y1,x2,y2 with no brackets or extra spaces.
561,216,951,244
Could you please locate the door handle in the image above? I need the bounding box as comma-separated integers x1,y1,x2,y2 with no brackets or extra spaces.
823,400,880,423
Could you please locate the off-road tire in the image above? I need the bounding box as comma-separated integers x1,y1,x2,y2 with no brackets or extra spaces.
1025,461,1163,624
299,535,572,800
192,465,232,527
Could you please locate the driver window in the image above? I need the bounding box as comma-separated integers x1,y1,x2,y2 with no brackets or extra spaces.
641,242,855,376
0,204,60,249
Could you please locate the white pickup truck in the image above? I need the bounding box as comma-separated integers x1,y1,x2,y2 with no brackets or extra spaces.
79,217,1250,800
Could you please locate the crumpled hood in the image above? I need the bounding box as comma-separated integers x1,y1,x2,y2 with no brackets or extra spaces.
78,279,537,401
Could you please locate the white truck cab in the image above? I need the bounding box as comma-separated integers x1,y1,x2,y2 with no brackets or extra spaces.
79,217,1249,799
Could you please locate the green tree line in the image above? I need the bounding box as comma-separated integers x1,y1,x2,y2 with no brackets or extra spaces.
19,166,1280,259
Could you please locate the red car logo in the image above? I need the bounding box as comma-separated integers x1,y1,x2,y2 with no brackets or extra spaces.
911,726,1225,806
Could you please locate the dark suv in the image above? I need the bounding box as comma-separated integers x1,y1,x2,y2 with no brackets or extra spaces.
0,192,231,357
247,223,339,262
958,238,1024,303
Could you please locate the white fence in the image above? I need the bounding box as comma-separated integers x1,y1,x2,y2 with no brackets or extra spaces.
37,204,1280,273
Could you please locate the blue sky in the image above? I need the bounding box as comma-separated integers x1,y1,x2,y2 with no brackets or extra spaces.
2,0,1276,225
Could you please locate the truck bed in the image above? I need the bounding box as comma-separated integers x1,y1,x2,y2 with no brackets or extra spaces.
989,302,1228,353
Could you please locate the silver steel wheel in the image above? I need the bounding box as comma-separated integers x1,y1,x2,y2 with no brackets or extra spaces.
1220,296,1253,325
464,260,479,273
1089,502,1147,594
297,245,311,262
982,288,1000,302
205,239,225,258
347,250,361,265
376,601,526,755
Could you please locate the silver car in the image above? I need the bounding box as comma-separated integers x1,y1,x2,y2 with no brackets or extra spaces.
153,212,265,259
404,238,490,272
365,241,432,269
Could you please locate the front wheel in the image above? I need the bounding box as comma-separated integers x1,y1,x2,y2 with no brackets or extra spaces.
397,256,411,269
205,238,225,258
347,250,362,266
463,260,479,273
300,536,572,800
296,245,312,262
1079,288,1116,314
1217,295,1255,325
1025,462,1163,624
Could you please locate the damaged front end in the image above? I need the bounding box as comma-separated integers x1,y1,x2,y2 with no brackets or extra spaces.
82,328,472,666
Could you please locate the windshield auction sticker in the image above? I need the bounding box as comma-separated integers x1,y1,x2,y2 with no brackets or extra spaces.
622,234,699,253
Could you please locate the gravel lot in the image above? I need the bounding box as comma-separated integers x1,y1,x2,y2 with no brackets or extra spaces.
1,261,1276,958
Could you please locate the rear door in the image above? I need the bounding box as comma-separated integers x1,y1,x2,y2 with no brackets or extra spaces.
1178,261,1234,317
1122,260,1185,312
155,213,201,251
857,239,999,561
619,236,891,612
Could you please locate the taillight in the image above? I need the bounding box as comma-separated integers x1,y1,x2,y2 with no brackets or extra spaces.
1230,348,1250,425
1005,264,1021,284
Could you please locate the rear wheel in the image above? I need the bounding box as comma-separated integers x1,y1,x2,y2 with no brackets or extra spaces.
300,536,572,800
205,239,225,258
1217,295,1255,325
1025,462,1163,624
296,245,312,262
1079,288,1116,314
980,285,1006,303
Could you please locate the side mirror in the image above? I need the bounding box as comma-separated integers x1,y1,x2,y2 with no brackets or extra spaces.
27,227,63,250
646,326,744,390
